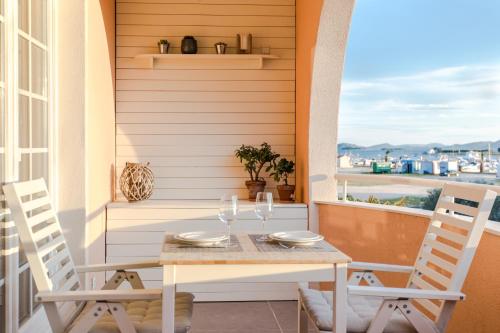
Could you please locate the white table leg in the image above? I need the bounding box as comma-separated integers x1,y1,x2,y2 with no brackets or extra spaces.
334,263,348,333
162,265,176,333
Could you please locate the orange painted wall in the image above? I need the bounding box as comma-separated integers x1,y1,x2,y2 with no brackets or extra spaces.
318,203,500,332
295,0,323,203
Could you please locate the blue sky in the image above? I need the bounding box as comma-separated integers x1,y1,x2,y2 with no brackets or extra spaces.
338,0,500,146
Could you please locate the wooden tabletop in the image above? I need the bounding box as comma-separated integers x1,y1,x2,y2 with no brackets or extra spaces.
159,233,351,265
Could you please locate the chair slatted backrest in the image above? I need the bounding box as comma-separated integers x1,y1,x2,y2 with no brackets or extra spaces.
3,179,83,331
407,183,497,320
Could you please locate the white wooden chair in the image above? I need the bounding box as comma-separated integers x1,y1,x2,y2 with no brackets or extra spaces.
299,183,497,333
3,179,194,333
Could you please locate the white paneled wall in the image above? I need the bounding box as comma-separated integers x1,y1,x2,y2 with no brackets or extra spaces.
116,0,296,200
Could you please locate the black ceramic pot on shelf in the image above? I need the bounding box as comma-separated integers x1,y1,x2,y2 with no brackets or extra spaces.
181,36,198,54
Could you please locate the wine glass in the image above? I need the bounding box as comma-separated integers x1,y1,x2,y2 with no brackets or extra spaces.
255,192,273,241
218,194,239,247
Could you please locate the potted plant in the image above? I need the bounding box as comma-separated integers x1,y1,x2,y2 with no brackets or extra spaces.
235,142,280,200
271,158,295,201
158,39,169,54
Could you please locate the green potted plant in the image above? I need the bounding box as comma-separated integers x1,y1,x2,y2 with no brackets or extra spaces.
235,142,280,200
270,158,295,201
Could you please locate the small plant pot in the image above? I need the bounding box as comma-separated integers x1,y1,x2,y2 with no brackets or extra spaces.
277,184,295,201
245,180,266,201
158,43,169,54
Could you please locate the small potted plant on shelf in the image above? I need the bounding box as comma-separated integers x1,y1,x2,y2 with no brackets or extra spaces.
235,142,280,200
158,39,170,54
271,158,295,201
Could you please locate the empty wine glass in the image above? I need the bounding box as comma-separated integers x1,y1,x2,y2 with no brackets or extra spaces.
218,194,239,247
255,192,273,241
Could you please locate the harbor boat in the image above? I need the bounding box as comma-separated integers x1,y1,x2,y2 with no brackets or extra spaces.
460,163,481,173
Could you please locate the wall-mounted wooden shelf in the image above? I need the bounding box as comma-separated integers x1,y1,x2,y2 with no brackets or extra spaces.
133,54,279,69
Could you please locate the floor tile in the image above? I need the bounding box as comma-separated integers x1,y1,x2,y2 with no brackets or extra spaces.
192,302,281,331
268,301,298,330
269,301,317,332
192,330,282,333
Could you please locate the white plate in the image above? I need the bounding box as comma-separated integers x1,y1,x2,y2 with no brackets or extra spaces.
268,231,324,244
174,231,228,245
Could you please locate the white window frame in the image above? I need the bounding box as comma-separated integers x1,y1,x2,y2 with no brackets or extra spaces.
1,0,55,332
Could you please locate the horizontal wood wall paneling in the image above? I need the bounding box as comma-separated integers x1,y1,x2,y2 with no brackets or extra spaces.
106,219,307,233
116,69,295,81
116,47,295,59
116,112,294,123
116,0,295,201
116,155,295,167
117,3,295,16
116,80,295,92
116,145,295,157
117,14,295,27
112,280,298,301
117,123,295,135
116,91,295,102
116,58,294,70
107,205,307,220
117,36,294,48
116,0,295,5
116,102,294,115
116,134,295,146
117,25,295,38
114,178,294,190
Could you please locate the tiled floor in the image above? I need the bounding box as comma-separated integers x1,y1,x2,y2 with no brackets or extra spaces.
191,301,316,333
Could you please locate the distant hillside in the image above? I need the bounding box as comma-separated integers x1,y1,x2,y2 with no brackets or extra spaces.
339,140,500,152
338,143,364,150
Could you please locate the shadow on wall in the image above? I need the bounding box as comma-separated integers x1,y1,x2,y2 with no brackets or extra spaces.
99,0,115,96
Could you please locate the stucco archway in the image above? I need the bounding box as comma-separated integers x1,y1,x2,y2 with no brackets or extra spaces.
308,0,355,231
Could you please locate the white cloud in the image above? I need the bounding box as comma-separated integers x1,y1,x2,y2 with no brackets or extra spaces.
339,64,500,145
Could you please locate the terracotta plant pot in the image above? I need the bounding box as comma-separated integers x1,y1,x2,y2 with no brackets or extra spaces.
245,180,266,200
277,184,295,201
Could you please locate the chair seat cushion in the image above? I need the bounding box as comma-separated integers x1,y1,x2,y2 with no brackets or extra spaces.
71,292,194,333
300,288,418,333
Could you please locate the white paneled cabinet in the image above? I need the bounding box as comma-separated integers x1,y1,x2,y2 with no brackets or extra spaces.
106,200,307,301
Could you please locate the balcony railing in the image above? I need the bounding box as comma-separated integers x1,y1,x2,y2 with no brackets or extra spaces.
333,173,500,235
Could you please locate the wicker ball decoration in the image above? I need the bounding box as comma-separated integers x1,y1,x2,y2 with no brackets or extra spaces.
119,162,154,201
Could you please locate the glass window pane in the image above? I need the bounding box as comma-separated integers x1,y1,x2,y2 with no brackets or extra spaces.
32,0,47,44
0,23,4,81
32,44,46,96
0,172,4,280
18,0,29,33
0,90,4,147
0,285,5,333
32,153,48,183
19,153,30,181
32,99,47,148
18,36,29,90
32,276,39,311
18,269,30,323
19,95,29,148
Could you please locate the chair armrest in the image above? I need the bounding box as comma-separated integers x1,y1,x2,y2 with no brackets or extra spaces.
75,260,160,273
36,288,162,303
349,261,414,273
348,285,465,301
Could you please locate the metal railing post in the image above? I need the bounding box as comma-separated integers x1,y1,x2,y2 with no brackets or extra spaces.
343,180,348,202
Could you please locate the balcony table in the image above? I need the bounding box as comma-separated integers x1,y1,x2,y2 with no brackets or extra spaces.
159,233,351,333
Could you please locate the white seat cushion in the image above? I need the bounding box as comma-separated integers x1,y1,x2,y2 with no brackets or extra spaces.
300,288,418,333
71,292,194,333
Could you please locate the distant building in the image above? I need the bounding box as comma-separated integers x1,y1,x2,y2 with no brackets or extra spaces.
338,155,353,168
421,160,440,175
398,159,422,174
439,160,458,175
